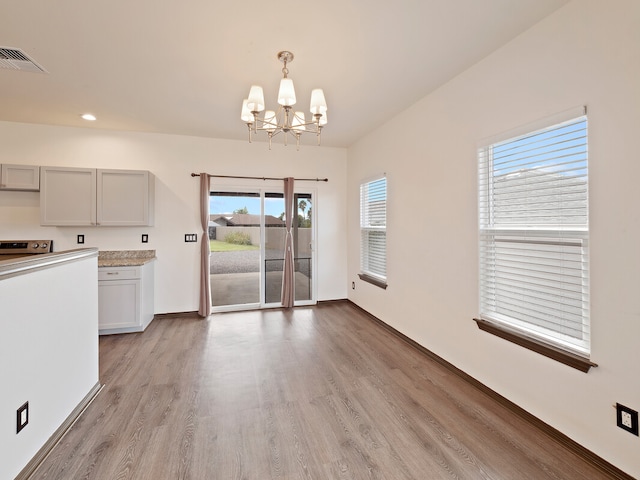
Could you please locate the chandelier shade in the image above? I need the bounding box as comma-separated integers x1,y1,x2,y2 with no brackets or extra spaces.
278,78,296,106
240,100,253,123
241,51,327,149
263,110,277,132
310,89,327,115
246,86,265,113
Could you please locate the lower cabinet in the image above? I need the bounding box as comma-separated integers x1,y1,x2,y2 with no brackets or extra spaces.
98,262,154,335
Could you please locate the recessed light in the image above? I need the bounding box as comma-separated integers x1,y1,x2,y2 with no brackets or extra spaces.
81,113,97,121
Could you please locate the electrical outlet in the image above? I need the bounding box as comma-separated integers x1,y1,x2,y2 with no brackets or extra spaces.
621,411,633,428
77,234,84,244
616,403,639,436
17,402,28,434
185,234,197,242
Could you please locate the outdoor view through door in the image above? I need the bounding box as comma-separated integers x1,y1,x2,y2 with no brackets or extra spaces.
209,190,313,309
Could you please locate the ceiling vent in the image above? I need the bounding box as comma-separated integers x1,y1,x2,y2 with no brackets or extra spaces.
0,47,47,73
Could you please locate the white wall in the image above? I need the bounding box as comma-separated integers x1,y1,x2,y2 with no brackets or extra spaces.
347,0,640,476
0,254,99,479
0,123,348,313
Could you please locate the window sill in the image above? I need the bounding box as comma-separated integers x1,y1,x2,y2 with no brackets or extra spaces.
473,318,597,373
358,274,387,290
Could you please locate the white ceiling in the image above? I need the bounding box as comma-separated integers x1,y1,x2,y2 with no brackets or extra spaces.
0,0,568,148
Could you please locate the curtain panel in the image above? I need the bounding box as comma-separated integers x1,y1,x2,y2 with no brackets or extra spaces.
281,177,295,307
199,173,212,317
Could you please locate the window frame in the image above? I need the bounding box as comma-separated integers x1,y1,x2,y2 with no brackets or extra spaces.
475,107,595,371
359,175,387,289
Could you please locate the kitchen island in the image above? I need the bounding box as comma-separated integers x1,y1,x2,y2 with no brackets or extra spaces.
0,248,100,480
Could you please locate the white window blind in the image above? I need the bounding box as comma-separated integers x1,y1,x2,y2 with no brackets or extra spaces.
478,113,589,355
360,177,387,281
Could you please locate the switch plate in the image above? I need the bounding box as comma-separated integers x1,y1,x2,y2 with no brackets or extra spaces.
616,403,639,436
185,234,197,242
17,402,28,433
141,234,148,243
77,234,84,244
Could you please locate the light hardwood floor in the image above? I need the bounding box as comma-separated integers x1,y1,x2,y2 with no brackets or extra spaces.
31,302,621,479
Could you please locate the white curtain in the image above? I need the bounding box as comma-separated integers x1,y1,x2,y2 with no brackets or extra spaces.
198,173,212,317
281,177,295,308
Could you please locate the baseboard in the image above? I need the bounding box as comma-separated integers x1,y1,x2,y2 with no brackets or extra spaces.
16,382,103,480
152,302,346,319
345,300,634,480
317,298,348,305
153,310,200,319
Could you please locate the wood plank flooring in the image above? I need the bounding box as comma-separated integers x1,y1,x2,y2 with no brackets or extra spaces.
31,302,619,479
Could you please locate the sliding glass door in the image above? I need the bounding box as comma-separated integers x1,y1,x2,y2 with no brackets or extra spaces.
264,192,286,305
209,187,315,311
209,192,261,308
293,193,313,302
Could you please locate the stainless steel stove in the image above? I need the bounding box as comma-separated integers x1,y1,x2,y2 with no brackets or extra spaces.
0,240,53,261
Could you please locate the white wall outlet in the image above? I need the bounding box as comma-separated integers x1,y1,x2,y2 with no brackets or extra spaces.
16,401,28,433
616,403,639,436
621,411,633,429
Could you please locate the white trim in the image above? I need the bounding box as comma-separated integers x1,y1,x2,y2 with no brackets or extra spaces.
478,105,587,148
359,172,386,185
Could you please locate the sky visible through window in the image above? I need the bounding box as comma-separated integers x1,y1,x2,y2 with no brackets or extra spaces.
492,118,587,178
210,195,305,217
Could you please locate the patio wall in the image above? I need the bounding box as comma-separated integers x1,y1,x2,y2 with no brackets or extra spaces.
214,226,312,254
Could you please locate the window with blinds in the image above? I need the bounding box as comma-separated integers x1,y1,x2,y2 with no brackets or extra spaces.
360,177,387,284
478,113,589,356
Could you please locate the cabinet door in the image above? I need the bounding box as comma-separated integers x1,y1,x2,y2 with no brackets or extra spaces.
97,169,154,226
98,279,141,331
40,167,97,226
0,164,40,191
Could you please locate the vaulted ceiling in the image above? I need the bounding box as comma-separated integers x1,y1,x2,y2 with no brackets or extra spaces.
0,0,568,147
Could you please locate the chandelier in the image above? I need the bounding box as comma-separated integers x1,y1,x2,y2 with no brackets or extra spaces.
241,51,327,149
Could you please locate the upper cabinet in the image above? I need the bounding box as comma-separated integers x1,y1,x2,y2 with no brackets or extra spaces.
40,167,154,226
0,164,40,191
97,169,154,226
40,167,96,225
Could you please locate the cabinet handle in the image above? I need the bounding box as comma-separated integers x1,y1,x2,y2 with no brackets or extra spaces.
106,272,119,275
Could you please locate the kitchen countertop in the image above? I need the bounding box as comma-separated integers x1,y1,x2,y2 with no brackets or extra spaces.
98,249,156,267
0,248,99,280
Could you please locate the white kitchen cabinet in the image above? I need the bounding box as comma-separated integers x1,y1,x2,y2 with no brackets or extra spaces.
40,167,154,226
40,167,96,225
97,169,154,226
98,262,154,335
0,164,40,191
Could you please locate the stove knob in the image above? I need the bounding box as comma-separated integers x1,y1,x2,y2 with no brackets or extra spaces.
41,243,49,249
33,243,40,248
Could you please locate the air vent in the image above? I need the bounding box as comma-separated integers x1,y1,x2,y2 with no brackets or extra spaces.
0,47,47,73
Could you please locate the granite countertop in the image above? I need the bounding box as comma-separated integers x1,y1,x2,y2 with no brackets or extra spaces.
98,250,156,267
